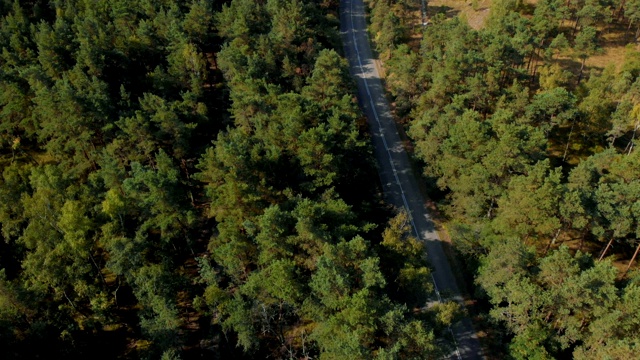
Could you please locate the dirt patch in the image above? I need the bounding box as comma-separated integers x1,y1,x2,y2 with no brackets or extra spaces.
586,39,640,71
427,0,492,29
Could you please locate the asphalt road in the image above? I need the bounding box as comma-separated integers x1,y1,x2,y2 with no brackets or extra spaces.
339,1,484,359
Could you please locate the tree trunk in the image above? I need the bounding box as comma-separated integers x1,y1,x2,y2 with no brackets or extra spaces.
563,118,576,162
579,227,590,251
528,42,543,82
617,0,627,20
64,290,78,311
599,237,615,261
626,122,638,155
625,19,634,42
114,277,120,304
544,228,563,254
89,253,108,286
527,40,544,75
573,16,581,36
577,58,586,85
486,197,495,219
623,241,640,275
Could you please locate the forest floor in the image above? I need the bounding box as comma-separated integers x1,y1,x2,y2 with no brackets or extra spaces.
428,0,492,29
428,0,640,72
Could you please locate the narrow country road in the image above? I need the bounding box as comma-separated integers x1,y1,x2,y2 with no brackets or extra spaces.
339,1,484,359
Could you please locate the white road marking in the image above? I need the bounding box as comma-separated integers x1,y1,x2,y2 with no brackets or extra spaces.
346,1,462,358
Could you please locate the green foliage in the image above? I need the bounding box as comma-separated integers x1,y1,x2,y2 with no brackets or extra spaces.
477,244,635,357
0,0,224,357
493,160,564,241
369,0,411,56
193,0,449,357
574,26,600,61
371,0,640,357
380,211,433,306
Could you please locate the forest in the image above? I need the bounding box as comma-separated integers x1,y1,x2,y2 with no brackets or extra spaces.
0,0,465,359
367,0,640,358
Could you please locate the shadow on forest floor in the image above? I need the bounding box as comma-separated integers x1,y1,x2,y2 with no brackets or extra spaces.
427,5,459,19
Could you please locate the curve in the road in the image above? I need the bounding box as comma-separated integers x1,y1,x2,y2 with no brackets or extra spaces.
339,0,484,359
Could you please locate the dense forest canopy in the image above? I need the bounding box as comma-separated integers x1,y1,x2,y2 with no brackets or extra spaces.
4,0,639,358
367,0,640,358
0,0,461,359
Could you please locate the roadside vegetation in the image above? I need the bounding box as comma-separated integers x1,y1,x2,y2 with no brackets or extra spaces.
366,0,640,358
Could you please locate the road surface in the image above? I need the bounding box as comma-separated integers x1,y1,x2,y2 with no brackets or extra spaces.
339,0,484,359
